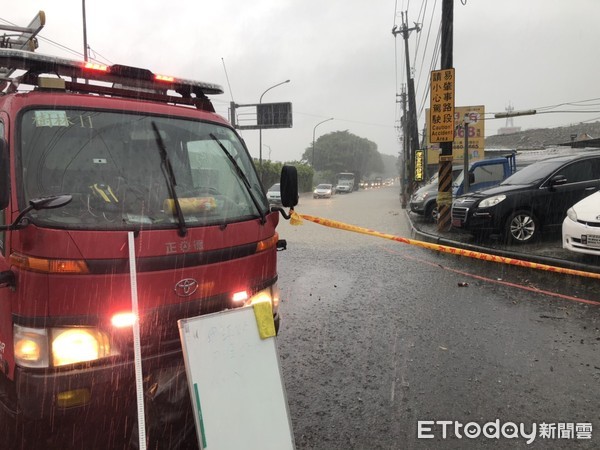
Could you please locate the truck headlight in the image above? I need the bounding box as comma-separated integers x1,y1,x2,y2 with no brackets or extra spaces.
566,207,577,222
478,194,506,208
14,325,118,368
51,328,115,367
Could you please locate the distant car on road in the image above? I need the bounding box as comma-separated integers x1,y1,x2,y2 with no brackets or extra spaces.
266,183,282,205
562,190,600,256
451,151,600,244
313,183,334,199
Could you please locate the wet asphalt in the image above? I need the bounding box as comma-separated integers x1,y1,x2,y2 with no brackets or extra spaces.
275,185,600,450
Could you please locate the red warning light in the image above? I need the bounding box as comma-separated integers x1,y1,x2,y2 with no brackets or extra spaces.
155,74,175,82
84,62,108,72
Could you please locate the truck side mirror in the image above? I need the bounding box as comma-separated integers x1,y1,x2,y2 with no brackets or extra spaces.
280,165,298,208
0,139,9,210
0,194,73,231
468,172,475,184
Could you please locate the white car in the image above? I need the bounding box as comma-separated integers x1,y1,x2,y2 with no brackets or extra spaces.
562,191,600,256
313,183,334,199
266,183,281,205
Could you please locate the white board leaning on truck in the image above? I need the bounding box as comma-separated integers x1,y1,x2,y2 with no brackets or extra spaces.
178,302,295,450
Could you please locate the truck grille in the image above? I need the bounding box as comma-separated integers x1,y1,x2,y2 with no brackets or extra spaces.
118,296,236,357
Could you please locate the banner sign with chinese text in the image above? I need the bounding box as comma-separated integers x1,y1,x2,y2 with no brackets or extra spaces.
429,68,455,143
414,150,425,182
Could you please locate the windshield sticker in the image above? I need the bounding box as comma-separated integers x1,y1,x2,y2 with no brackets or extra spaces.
34,110,69,127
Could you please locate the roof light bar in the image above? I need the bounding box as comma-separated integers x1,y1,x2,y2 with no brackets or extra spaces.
0,48,224,95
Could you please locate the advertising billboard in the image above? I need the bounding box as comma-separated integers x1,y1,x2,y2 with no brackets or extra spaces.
426,105,485,166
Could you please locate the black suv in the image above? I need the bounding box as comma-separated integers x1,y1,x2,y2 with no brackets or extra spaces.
451,151,600,244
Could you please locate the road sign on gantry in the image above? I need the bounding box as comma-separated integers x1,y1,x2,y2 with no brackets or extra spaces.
429,68,455,143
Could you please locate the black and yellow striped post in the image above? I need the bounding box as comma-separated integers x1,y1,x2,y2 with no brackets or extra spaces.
437,154,453,231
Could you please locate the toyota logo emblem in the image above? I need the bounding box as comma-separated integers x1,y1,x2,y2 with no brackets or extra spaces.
174,278,199,297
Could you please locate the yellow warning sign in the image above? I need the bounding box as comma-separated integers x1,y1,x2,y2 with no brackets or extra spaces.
429,68,455,143
414,150,425,182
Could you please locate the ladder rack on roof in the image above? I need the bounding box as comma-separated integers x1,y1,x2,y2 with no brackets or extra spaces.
0,11,223,110
0,10,45,78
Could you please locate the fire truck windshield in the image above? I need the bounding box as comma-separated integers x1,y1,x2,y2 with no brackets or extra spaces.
18,109,268,229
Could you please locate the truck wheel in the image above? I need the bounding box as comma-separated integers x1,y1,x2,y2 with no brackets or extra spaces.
504,210,538,244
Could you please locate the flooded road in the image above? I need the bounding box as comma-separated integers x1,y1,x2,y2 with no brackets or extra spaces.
276,185,600,449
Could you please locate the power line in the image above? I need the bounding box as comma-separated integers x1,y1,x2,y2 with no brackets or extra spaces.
416,22,442,123
0,15,107,64
535,97,600,111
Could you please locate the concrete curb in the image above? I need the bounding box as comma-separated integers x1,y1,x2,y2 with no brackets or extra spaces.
405,210,600,276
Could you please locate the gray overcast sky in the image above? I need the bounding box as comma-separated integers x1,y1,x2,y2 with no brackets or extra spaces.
4,1,600,163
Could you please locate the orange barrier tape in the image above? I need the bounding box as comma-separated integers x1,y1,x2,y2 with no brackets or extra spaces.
290,211,600,280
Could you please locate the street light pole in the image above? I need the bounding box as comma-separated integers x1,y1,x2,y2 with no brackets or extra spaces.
258,79,290,179
312,118,334,170
263,144,272,161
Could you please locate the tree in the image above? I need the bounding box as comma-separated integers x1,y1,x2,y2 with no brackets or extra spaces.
302,130,383,176
254,159,314,193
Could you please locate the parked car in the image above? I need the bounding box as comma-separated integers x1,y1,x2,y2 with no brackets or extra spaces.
410,169,462,222
451,151,600,244
313,183,334,199
266,183,282,205
562,190,600,256
411,155,518,223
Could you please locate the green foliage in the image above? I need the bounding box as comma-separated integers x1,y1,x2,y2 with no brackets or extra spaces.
313,169,337,187
254,159,314,193
255,159,283,190
380,153,401,178
285,160,314,192
302,130,384,177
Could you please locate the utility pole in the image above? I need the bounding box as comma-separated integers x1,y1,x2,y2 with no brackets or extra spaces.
398,86,408,208
437,0,454,231
392,12,421,200
82,0,89,62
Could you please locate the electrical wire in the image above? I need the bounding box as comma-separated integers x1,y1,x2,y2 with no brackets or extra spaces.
416,22,442,123
0,16,107,64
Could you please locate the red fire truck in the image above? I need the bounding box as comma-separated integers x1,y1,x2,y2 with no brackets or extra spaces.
0,45,297,447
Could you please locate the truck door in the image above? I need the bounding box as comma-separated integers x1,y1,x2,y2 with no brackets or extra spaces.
0,120,14,379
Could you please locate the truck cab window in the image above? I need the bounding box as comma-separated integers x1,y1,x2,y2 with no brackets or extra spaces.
18,110,267,230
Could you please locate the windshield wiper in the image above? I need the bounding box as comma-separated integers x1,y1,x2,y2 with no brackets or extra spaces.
209,133,266,224
152,122,187,237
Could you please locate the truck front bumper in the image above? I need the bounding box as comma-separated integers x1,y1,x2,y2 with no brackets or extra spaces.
15,348,184,421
